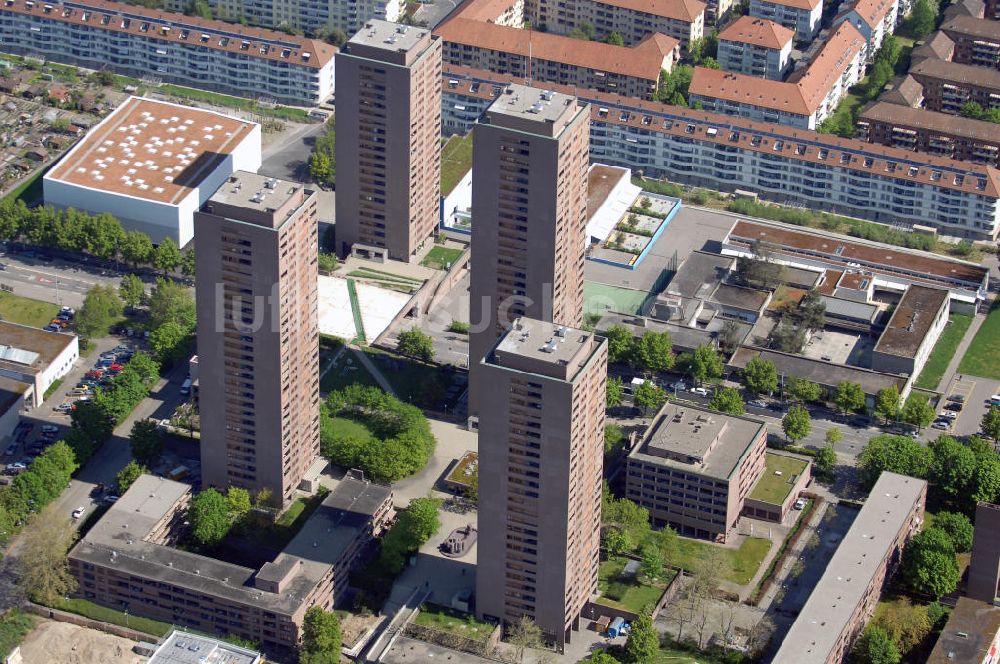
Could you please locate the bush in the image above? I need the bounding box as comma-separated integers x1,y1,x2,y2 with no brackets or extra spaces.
322,386,436,482
604,581,629,601
378,497,441,574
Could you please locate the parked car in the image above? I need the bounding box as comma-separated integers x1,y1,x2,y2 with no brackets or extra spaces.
794,498,807,510
932,420,952,430
939,411,958,420
671,381,687,391
690,387,709,397
43,324,60,332
6,462,26,472
60,306,75,318
85,370,104,379
949,393,966,403
748,399,768,408
945,401,964,412
54,403,73,413
71,506,85,519
40,425,58,434
104,495,119,504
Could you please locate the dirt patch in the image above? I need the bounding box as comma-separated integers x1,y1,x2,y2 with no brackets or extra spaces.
18,619,144,664
341,612,380,649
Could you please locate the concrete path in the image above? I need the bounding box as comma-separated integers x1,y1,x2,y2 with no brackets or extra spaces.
349,345,397,397
756,499,829,614
935,311,986,394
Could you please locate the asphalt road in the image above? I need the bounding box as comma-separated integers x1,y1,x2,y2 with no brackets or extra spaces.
0,251,122,309
259,121,327,184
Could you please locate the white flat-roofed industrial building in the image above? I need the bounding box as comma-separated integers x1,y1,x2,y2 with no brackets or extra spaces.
772,472,927,664
0,320,78,407
148,630,261,664
43,97,261,246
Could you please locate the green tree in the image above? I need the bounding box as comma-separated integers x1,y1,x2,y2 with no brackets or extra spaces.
119,273,145,310
396,328,435,363
606,376,624,409
632,331,673,372
606,31,624,45
639,543,665,580
604,423,624,457
933,511,974,553
378,497,441,574
903,527,960,598
929,436,976,506
815,444,838,478
300,605,341,664
120,230,153,267
604,325,635,364
188,488,232,548
734,240,786,290
308,150,332,184
633,380,666,415
148,278,196,329
709,386,745,415
825,427,842,447
982,406,1000,441
834,381,865,415
875,386,901,424
507,615,544,664
741,357,777,395
153,236,181,274
782,405,811,443
602,528,632,557
128,419,163,467
854,625,901,664
226,487,252,520
115,460,147,493
76,284,123,338
180,248,196,278
624,613,660,663
786,376,822,403
148,320,191,365
901,394,935,431
907,0,937,37
689,345,724,386
17,506,78,605
857,434,930,488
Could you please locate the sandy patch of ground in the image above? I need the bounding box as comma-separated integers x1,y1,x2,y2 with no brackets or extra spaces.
18,619,145,664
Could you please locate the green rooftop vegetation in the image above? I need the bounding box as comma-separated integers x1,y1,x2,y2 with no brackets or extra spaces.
412,603,494,643
440,133,473,196
420,246,464,271
750,453,810,505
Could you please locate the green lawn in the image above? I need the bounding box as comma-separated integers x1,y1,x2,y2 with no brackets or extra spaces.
915,314,974,389
413,603,494,643
421,246,464,270
750,453,810,504
960,304,1000,379
156,84,310,122
0,611,34,658
673,537,772,586
329,416,376,443
362,347,464,411
54,599,173,637
320,347,379,393
598,557,673,613
43,377,64,399
0,291,60,328
440,133,473,195
2,164,49,204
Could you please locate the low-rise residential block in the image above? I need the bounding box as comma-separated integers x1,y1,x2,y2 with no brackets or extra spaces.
717,16,795,80
910,57,1000,114
942,15,1000,69
748,0,822,42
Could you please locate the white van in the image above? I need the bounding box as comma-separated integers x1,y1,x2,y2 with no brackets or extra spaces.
180,378,192,395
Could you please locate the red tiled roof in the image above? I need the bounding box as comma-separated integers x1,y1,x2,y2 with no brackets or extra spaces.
442,64,1000,198
754,0,822,12
0,0,336,68
450,0,704,23
435,18,679,81
718,16,794,49
690,22,864,116
843,0,897,30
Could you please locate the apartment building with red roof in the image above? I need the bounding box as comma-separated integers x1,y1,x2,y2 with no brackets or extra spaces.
0,0,335,104
833,0,899,60
525,0,705,49
717,16,795,79
689,21,866,128
942,15,1000,70
749,0,823,42
441,65,1000,239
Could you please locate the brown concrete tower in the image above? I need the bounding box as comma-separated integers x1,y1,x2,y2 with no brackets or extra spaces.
475,318,607,649
468,84,589,418
335,20,442,261
196,172,320,506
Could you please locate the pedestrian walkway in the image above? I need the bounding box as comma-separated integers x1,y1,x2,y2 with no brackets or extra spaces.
936,311,986,394
756,499,829,613
349,345,397,397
